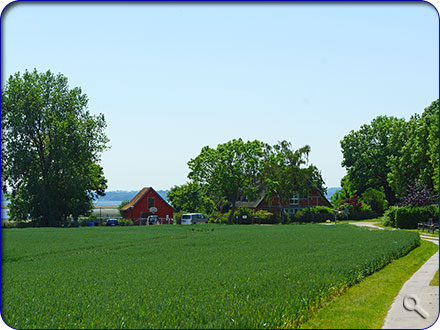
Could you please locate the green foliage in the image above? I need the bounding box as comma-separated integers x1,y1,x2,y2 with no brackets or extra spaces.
340,116,406,204
117,200,130,216
188,139,266,223
167,182,216,214
262,141,326,222
361,188,388,215
340,100,439,206
293,206,334,222
233,207,254,224
254,210,273,221
1,70,109,226
118,218,133,226
381,206,399,227
388,100,439,198
394,205,439,229
188,139,327,224
2,225,419,329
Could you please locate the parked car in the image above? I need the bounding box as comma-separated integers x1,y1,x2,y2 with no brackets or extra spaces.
106,218,119,226
181,213,208,225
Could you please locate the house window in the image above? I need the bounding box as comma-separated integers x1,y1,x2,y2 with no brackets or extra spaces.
147,197,155,208
289,191,299,206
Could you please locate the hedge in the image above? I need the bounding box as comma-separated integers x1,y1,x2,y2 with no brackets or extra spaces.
394,205,439,229
293,206,334,223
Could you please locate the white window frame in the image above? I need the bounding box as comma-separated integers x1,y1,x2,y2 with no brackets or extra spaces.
289,191,299,206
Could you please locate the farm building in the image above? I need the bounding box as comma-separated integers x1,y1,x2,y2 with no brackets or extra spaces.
120,187,173,224
236,187,332,217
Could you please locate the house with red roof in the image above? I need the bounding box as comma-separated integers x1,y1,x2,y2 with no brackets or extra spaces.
120,187,173,224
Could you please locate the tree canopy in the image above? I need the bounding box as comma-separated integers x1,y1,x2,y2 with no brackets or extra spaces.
187,138,325,223
339,100,439,207
1,70,109,226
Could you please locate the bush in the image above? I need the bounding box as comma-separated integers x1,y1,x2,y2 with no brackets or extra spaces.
233,207,254,224
293,206,334,223
207,211,229,224
254,210,273,224
339,195,362,211
118,218,133,226
361,188,388,216
394,205,439,229
349,204,377,220
382,206,399,227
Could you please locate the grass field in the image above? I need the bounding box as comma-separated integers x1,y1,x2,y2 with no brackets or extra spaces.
2,224,420,329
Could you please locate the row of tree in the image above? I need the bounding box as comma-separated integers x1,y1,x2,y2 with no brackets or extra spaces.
332,100,439,209
168,139,326,223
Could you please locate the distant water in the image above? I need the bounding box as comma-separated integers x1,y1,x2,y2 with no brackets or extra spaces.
1,200,122,220
93,201,123,206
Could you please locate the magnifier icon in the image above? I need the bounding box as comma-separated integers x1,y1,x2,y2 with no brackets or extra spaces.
403,294,429,319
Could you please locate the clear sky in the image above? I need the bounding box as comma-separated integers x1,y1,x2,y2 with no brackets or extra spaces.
2,2,438,191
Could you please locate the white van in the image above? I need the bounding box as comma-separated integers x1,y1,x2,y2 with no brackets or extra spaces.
181,213,208,225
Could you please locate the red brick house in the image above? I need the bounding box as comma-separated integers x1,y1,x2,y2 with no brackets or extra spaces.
236,187,332,217
120,187,173,224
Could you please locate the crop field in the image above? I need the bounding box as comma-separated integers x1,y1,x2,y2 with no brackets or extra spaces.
2,224,419,329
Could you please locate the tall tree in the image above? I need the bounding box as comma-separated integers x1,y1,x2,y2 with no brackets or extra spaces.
340,116,406,204
167,181,216,213
1,70,109,226
262,141,325,222
188,139,265,223
387,100,439,198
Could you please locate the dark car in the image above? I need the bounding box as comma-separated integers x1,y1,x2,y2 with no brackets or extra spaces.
106,218,119,226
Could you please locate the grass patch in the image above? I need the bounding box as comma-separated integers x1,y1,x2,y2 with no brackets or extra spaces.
300,240,438,329
430,269,439,286
2,225,420,329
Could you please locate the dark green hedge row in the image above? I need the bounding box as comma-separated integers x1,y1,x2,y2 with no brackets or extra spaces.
393,205,439,229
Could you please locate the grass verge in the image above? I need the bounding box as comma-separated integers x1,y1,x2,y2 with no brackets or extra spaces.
430,270,439,286
300,240,438,329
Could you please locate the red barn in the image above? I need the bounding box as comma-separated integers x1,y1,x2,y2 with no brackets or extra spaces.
120,187,173,224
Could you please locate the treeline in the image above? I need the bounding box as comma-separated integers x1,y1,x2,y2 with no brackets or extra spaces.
331,99,439,226
167,139,325,224
96,190,169,203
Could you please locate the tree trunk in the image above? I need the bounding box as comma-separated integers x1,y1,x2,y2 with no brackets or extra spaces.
228,200,236,224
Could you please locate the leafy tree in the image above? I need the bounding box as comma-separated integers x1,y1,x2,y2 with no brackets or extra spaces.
360,187,387,215
329,176,355,208
167,181,216,213
1,70,108,226
340,116,406,204
118,200,130,216
399,181,438,207
262,141,325,223
339,195,362,211
188,139,265,224
387,100,439,198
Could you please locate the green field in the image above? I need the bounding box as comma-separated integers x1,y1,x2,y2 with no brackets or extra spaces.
2,224,419,329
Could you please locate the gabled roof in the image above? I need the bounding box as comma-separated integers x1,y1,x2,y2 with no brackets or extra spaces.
120,187,171,211
235,184,332,208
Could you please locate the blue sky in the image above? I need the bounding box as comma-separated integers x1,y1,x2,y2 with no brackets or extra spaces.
2,2,438,191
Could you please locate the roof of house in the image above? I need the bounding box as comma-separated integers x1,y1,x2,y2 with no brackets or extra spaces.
235,185,332,209
235,192,266,209
120,187,172,211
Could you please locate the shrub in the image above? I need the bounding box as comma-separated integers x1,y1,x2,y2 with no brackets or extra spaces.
382,206,399,227
361,188,388,215
207,211,229,224
350,204,377,220
233,207,253,224
118,218,133,226
339,195,362,211
254,210,273,223
394,205,439,229
293,206,334,223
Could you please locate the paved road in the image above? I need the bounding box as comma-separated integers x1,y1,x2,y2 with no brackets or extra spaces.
348,221,439,329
